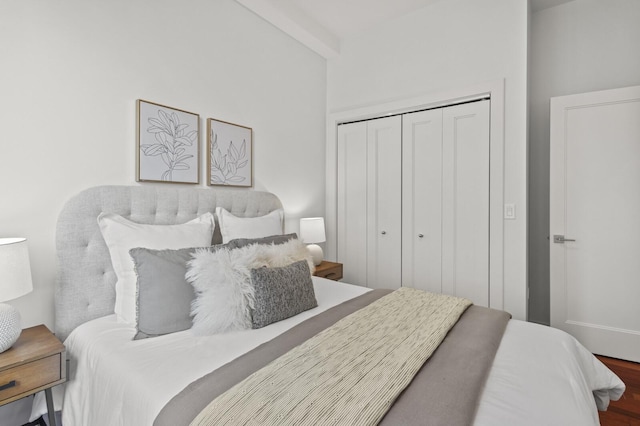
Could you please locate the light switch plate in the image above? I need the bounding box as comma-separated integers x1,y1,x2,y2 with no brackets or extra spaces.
504,203,516,219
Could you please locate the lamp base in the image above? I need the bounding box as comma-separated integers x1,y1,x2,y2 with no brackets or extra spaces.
307,244,324,266
0,303,21,353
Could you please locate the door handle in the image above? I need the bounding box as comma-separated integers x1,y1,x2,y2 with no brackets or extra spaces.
553,235,576,244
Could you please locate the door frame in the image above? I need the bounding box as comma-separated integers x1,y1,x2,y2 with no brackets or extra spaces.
325,80,506,311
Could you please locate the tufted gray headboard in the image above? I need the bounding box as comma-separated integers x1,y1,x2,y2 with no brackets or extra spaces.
54,185,283,341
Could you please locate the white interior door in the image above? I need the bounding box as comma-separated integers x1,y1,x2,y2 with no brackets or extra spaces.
366,116,402,289
550,85,640,362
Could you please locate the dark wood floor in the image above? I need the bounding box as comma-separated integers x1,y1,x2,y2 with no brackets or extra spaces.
597,355,640,426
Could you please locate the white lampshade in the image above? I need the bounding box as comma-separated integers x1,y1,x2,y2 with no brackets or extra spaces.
300,218,326,266
299,217,326,244
0,238,33,302
0,238,34,352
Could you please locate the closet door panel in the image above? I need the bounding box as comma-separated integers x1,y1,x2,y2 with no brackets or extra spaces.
367,116,402,289
402,109,443,293
337,122,368,286
442,100,490,306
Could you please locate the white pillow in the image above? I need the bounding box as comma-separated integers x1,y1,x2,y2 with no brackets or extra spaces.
98,212,215,325
216,207,283,243
186,238,313,335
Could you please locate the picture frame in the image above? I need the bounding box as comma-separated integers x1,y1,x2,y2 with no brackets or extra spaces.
207,118,253,187
136,99,200,184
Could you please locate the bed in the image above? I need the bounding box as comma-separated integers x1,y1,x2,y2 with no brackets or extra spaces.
33,185,625,425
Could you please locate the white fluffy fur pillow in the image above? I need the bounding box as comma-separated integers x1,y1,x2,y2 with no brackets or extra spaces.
186,238,314,335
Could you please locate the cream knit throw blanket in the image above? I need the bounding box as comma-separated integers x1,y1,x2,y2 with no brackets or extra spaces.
190,287,472,426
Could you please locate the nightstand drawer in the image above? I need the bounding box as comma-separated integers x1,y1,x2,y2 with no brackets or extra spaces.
314,261,343,281
0,354,61,401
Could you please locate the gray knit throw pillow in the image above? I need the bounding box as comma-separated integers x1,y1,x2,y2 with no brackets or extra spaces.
250,260,318,329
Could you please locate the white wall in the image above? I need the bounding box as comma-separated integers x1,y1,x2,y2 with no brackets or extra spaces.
528,0,640,325
0,0,326,333
326,0,529,320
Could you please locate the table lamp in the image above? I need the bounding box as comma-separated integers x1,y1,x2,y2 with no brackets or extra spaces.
300,217,325,266
0,238,34,353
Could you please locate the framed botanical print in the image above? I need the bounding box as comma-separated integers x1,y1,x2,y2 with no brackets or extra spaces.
207,118,253,187
136,99,200,184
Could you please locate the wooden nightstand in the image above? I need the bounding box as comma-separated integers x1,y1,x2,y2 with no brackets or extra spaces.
0,325,66,426
313,261,343,281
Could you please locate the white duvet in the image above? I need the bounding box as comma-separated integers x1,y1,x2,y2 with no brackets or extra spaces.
33,278,624,426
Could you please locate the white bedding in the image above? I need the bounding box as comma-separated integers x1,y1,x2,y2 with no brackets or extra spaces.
34,278,624,426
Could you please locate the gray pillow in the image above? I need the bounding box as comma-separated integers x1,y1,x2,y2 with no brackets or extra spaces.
228,233,297,250
129,245,222,340
250,260,318,329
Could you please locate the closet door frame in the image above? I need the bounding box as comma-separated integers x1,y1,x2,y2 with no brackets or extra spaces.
326,80,505,311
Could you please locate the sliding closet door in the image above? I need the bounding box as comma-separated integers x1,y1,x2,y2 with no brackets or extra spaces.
402,100,490,306
402,109,443,293
338,102,487,297
337,116,402,289
442,100,490,306
337,122,368,285
366,116,402,289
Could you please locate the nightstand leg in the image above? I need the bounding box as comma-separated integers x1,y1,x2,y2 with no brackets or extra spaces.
45,388,57,426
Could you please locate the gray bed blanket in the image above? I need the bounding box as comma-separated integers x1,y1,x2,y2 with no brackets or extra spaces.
155,289,510,426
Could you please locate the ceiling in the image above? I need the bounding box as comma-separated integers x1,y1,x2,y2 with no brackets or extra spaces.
236,0,575,58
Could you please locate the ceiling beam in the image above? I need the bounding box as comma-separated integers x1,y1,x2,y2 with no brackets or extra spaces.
236,0,340,59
